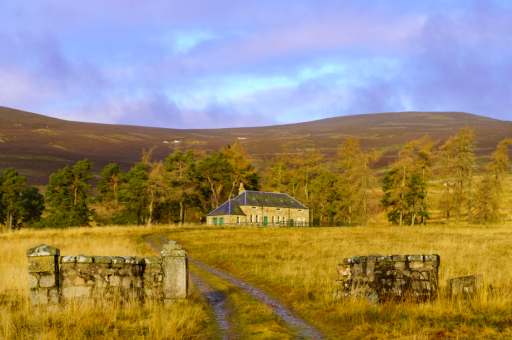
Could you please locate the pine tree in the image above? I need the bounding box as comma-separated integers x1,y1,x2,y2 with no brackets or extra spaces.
474,138,512,224
196,152,233,209
21,186,44,227
1,168,27,231
165,149,202,223
40,160,93,228
121,162,150,225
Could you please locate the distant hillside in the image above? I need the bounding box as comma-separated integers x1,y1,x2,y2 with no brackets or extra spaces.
0,106,510,186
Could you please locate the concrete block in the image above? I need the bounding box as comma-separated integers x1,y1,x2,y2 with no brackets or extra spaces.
449,275,483,297
424,254,439,262
377,255,392,262
111,256,125,264
61,255,76,263
27,244,60,257
163,257,188,299
30,289,48,305
110,276,121,287
161,249,187,258
162,240,183,251
407,255,423,262
122,277,133,289
145,256,163,269
40,275,56,288
62,286,91,299
336,264,351,277
73,276,85,285
28,256,57,273
49,288,59,304
29,274,38,289
409,261,424,269
77,255,93,263
93,256,111,264
393,255,406,262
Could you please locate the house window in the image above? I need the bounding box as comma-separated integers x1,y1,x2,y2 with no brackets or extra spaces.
250,215,253,223
277,216,280,223
283,217,286,224
277,208,281,211
237,216,240,224
298,210,303,212
272,216,275,223
252,207,257,209
256,215,259,223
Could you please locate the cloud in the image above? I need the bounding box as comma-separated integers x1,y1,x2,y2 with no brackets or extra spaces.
1,0,512,127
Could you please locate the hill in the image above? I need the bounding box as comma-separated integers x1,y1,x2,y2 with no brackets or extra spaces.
0,106,510,186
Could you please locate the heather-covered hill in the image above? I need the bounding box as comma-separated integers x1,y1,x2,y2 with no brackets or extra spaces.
0,106,510,186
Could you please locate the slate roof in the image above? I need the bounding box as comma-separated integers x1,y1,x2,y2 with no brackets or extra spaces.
234,191,308,209
207,191,309,216
207,199,245,216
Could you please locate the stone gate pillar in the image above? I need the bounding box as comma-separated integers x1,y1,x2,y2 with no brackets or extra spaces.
27,244,60,305
161,241,188,304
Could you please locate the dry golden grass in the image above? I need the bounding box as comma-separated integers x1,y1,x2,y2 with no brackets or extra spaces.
166,224,512,339
0,226,211,339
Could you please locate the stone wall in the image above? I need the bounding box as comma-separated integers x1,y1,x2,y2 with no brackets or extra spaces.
207,206,310,226
27,241,188,306
336,254,440,302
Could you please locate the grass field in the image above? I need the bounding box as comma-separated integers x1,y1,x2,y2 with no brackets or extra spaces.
166,224,512,339
0,226,212,339
2,224,512,339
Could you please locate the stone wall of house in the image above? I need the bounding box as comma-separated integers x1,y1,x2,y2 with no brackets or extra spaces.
336,254,440,301
207,206,310,226
239,206,309,226
27,241,188,306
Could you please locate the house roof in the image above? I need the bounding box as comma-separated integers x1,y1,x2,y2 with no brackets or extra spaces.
233,191,309,209
207,199,245,216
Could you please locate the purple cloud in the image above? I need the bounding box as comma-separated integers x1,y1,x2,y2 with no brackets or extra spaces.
1,0,512,128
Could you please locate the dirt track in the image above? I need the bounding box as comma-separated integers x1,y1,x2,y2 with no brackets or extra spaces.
146,234,327,340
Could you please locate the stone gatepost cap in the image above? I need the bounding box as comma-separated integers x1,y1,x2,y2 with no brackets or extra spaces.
162,241,184,251
26,244,60,257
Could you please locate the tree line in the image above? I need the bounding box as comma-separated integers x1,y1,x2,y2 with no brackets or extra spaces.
1,125,510,230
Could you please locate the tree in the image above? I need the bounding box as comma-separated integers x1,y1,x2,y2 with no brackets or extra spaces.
381,139,431,226
196,152,233,209
338,137,382,225
439,125,476,225
474,138,512,224
120,162,150,225
21,186,45,227
221,141,259,199
438,136,457,225
40,160,94,228
413,135,438,225
1,168,27,231
310,169,343,225
262,153,291,194
97,163,125,207
165,149,202,223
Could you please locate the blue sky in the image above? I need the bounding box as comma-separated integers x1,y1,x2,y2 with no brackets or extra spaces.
1,0,512,128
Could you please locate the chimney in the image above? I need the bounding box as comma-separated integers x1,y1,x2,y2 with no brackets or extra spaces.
239,182,246,195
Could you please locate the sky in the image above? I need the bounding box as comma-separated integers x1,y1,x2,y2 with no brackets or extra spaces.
1,0,512,128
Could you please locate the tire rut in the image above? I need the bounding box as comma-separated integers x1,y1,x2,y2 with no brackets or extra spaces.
146,235,241,340
146,234,328,340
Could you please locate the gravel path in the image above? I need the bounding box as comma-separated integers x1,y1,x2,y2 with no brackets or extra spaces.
146,234,327,340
